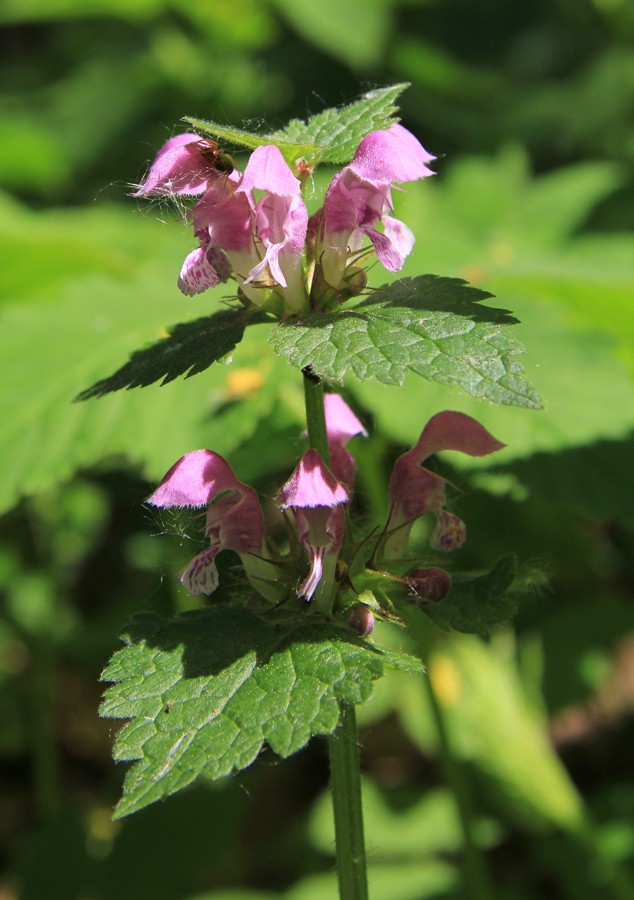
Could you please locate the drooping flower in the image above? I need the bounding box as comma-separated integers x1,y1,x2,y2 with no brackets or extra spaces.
382,411,505,559
313,124,435,301
278,449,348,602
147,449,281,601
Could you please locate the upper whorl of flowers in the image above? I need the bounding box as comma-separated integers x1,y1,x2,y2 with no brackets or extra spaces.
134,124,435,315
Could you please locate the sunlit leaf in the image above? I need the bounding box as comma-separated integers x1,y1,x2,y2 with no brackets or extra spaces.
270,276,541,408
101,607,423,817
185,84,407,168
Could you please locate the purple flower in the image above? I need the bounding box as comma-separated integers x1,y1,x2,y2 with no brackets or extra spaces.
180,145,309,312
180,172,254,296
278,449,348,602
323,393,368,491
235,146,308,312
133,134,228,197
149,443,349,605
147,449,280,600
314,124,435,299
382,411,505,559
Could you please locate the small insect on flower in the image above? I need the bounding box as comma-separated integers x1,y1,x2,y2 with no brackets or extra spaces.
198,138,236,175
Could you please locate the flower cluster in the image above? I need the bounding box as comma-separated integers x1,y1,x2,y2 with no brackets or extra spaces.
148,398,503,631
134,124,435,315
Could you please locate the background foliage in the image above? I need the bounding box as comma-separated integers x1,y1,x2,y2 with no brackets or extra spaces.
1,0,633,898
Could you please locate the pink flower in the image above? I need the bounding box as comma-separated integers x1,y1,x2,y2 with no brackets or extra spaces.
147,449,280,600
278,449,348,602
180,172,255,296
180,145,308,312
314,124,434,299
148,442,349,606
382,411,505,559
133,134,229,197
235,146,308,312
323,393,368,491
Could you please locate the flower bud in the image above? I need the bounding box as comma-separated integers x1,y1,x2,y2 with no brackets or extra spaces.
346,605,375,637
407,567,452,603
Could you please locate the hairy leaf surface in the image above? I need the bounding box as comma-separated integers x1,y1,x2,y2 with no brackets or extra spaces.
101,607,423,818
184,84,407,168
269,276,542,408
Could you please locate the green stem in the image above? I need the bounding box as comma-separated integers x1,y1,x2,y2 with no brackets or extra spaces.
302,371,330,465
328,702,369,900
302,371,369,899
424,668,494,900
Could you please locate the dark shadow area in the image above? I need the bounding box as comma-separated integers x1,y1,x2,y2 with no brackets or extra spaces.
77,307,264,400
505,432,634,526
110,605,381,682
357,274,518,326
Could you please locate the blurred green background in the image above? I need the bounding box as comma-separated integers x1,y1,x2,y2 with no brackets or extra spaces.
1,0,634,898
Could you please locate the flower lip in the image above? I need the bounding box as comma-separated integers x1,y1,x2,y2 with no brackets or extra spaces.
349,123,435,185
324,394,368,445
411,410,506,460
278,449,348,510
147,449,242,508
236,145,301,198
133,133,226,197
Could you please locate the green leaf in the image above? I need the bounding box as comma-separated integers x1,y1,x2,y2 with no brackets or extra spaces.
269,276,542,408
101,607,423,818
347,150,634,485
0,194,306,514
270,83,407,165
184,84,407,168
76,308,260,399
424,636,585,833
419,555,518,636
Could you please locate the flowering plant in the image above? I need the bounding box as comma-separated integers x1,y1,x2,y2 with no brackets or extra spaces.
133,121,433,315
84,85,541,898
